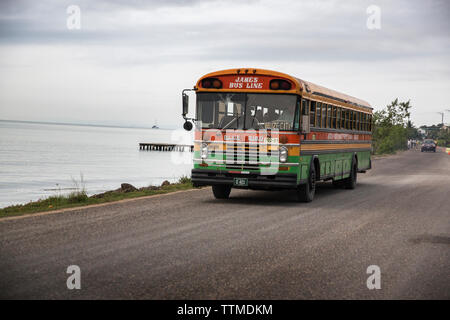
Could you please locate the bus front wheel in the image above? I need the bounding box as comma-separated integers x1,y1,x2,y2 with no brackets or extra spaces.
297,165,316,202
212,185,231,199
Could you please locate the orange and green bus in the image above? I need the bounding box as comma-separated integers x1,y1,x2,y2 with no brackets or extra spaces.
182,68,372,202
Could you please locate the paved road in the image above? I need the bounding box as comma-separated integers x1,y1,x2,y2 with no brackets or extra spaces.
1,150,449,299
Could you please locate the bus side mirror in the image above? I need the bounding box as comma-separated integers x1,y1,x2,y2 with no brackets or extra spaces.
301,115,310,133
182,93,189,117
183,121,193,131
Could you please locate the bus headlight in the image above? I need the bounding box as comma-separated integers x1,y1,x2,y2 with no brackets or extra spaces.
201,143,208,159
279,146,288,163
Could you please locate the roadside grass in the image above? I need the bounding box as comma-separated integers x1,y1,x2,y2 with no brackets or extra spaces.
0,177,194,219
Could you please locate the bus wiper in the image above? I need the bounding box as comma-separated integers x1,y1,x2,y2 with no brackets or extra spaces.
223,114,243,130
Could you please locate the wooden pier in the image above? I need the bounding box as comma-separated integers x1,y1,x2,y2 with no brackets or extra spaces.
139,143,194,152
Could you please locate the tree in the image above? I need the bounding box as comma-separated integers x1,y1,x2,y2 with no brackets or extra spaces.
372,99,412,154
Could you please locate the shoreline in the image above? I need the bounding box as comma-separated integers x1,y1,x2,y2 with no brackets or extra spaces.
0,151,411,220
0,178,196,220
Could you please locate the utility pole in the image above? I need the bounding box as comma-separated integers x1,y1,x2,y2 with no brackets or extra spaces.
437,112,444,126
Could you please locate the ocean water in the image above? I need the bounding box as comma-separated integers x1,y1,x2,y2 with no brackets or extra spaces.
0,120,193,208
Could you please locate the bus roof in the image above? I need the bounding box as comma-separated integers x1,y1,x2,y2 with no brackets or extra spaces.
197,68,372,111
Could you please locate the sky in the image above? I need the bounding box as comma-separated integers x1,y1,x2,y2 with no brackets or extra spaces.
0,0,449,128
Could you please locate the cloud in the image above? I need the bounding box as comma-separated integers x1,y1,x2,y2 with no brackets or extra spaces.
0,0,449,126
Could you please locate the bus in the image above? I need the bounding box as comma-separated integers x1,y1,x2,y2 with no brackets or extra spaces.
181,68,372,202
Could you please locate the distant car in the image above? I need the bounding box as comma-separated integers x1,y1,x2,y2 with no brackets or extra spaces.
421,139,436,152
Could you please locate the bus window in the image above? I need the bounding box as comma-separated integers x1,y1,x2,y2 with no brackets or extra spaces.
336,107,341,129
348,110,352,130
322,104,327,128
332,106,337,128
310,101,316,126
316,103,322,127
343,109,346,129
346,110,352,130
302,99,309,115
294,99,300,131
342,109,345,129
350,110,355,130
356,112,360,131
327,105,332,128
361,113,364,131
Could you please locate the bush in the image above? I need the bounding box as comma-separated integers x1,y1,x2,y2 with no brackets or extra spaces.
67,191,88,203
178,175,192,184
372,99,411,155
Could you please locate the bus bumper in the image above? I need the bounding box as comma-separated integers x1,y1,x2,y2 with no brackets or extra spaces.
191,169,298,189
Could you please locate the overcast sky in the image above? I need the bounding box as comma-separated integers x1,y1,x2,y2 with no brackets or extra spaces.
0,0,449,128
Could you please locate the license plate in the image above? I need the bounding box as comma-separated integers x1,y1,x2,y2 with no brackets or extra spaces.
233,178,248,187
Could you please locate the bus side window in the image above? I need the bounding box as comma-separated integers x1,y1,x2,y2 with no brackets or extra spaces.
346,110,352,130
343,109,347,129
332,106,337,129
327,105,332,128
359,112,364,131
351,110,355,130
322,104,327,128
310,101,316,127
336,107,341,129
349,110,352,130
342,109,346,129
356,112,360,131
316,103,322,127
361,112,364,131
302,99,309,115
309,101,316,127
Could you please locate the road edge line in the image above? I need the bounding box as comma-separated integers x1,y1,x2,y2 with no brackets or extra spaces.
0,187,208,222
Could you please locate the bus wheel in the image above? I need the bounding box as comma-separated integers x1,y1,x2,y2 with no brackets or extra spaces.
212,185,231,199
344,162,357,189
297,165,316,202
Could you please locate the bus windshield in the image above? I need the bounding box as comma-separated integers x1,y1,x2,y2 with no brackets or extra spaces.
196,93,298,131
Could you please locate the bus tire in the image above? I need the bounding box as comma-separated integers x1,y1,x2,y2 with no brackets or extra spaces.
344,161,357,189
297,165,316,202
212,185,231,199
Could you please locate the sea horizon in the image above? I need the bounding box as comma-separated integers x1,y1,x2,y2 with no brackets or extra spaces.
0,120,193,208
